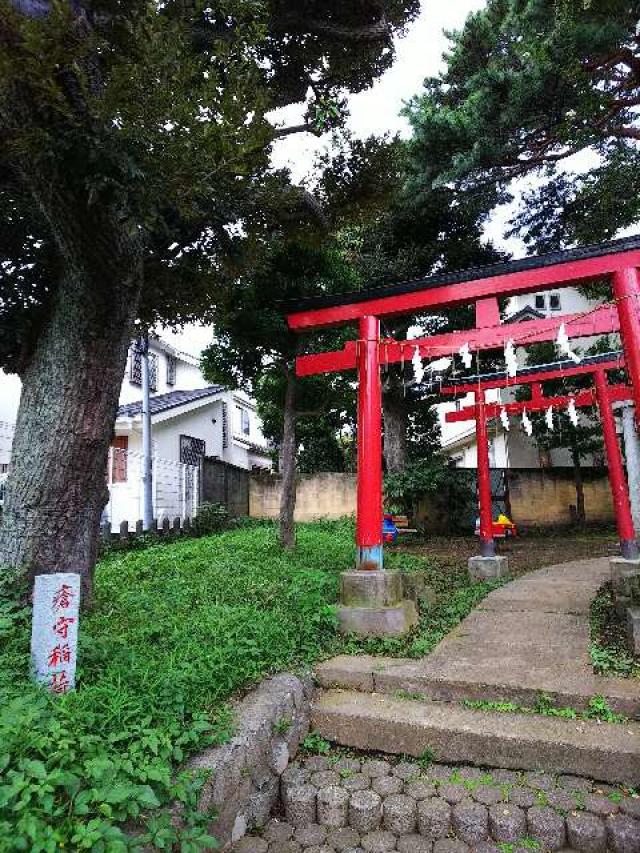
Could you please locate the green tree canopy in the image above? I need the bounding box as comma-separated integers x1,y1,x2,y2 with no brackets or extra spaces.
0,0,420,593
404,0,640,250
201,238,359,545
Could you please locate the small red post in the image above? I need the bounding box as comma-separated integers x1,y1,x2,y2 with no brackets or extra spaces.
612,267,640,427
594,370,639,559
475,297,500,328
475,389,495,557
356,315,383,570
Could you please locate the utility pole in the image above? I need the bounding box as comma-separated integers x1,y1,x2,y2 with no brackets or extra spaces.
139,335,154,531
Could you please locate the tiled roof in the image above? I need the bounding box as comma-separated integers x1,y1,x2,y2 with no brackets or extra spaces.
504,305,546,324
117,386,226,419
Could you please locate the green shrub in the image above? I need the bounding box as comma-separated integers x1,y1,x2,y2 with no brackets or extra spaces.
193,502,230,536
384,459,474,529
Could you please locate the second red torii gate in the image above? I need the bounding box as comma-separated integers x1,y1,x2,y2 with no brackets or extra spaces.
286,236,640,571
441,356,638,561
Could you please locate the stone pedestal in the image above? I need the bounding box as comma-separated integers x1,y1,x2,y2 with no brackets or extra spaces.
468,555,509,582
610,556,640,624
610,556,640,592
337,571,418,637
627,606,640,656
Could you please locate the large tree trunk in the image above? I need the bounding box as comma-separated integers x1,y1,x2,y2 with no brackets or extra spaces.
1,4,143,603
571,450,586,526
383,383,408,474
279,367,297,549
0,237,142,604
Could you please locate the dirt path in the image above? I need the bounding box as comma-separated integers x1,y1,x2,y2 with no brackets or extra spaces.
399,531,619,576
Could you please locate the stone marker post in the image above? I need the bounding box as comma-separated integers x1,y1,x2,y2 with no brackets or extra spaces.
31,573,81,694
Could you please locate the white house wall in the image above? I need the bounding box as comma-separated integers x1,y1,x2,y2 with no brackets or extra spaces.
174,358,204,391
153,403,221,462
0,371,21,427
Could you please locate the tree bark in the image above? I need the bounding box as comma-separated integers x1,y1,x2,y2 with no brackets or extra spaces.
571,450,586,526
278,366,297,549
382,383,408,474
0,233,142,604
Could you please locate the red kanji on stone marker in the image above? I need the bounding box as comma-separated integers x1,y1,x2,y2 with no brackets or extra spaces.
52,584,75,610
50,671,70,694
47,644,72,667
52,616,75,639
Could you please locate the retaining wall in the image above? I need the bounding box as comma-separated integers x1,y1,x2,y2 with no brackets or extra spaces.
250,468,615,530
185,673,314,849
250,471,357,522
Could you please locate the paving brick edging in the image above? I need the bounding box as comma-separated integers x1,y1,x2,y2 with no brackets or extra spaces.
234,754,640,852
185,673,314,849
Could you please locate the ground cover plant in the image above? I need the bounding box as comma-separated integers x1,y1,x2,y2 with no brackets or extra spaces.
0,522,349,850
462,694,628,724
590,583,640,678
0,519,511,849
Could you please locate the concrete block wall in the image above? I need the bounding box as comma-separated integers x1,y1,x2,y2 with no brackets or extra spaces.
507,468,613,527
250,469,615,530
250,472,357,522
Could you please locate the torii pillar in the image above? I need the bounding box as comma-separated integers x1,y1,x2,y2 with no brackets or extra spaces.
467,389,510,581
337,315,418,637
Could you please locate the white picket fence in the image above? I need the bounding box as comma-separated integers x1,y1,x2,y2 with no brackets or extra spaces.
105,446,199,533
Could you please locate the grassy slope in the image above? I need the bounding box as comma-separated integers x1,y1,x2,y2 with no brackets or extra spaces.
0,520,495,851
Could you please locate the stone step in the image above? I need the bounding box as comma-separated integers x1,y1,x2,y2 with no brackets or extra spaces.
311,689,640,786
315,654,640,719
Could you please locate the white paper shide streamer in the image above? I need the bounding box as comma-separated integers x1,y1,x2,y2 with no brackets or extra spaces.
504,339,518,378
428,356,452,375
412,346,425,384
459,342,473,369
500,407,510,431
545,406,554,431
557,323,581,364
522,408,533,436
567,398,579,427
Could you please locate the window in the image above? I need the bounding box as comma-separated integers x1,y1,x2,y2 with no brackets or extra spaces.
166,355,176,386
180,434,206,465
534,294,545,310
111,436,128,483
222,403,229,448
129,347,157,391
129,346,142,386
549,293,561,311
236,406,250,436
148,353,158,392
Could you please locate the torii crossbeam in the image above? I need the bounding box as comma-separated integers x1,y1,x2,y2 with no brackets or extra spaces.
286,237,640,635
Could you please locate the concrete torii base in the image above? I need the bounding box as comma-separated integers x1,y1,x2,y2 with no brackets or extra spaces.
337,571,418,638
468,555,509,582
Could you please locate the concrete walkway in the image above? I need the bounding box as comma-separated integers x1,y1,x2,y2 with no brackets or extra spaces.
317,557,640,717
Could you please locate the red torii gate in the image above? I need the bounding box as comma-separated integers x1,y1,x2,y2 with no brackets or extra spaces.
286,236,640,572
440,353,638,560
